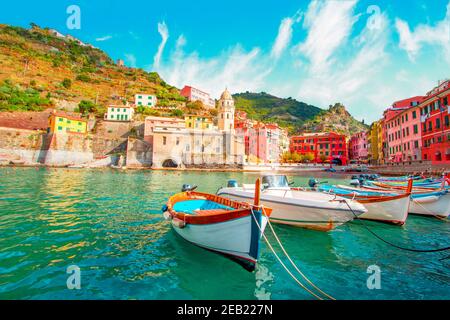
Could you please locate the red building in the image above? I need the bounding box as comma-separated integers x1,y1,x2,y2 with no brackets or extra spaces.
419,80,450,164
180,85,215,109
290,132,348,165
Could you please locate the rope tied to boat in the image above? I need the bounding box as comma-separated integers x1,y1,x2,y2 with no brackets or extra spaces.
410,197,449,220
340,199,450,253
249,206,335,300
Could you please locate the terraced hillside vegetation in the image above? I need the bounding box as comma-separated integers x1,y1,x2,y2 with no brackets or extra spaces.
0,24,188,117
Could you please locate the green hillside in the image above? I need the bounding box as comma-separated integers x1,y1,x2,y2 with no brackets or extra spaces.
233,92,322,132
300,103,369,136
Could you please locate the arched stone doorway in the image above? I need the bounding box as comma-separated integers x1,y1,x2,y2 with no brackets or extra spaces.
332,158,343,165
162,159,178,168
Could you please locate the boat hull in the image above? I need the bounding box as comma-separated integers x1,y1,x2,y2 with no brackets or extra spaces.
171,212,268,271
321,185,410,225
409,193,450,218
217,190,365,231
355,196,410,225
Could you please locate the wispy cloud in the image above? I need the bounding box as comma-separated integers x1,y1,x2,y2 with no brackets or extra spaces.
151,20,273,98
293,1,393,121
125,53,137,68
271,12,301,60
294,0,358,73
153,22,169,69
395,1,450,63
95,35,112,42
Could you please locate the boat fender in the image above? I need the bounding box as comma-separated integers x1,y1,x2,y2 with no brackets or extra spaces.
413,196,439,204
172,218,186,228
163,211,172,220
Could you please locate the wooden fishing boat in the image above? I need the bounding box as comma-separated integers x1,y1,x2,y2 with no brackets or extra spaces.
319,180,413,225
163,179,272,272
217,175,367,232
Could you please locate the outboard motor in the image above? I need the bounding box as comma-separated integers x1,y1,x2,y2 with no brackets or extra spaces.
181,184,197,192
227,179,238,188
308,178,319,189
349,175,360,187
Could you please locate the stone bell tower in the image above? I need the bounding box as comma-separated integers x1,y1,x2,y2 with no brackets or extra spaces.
218,88,235,132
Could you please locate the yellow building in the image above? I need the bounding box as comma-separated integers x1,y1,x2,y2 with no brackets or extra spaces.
48,111,87,134
185,115,214,130
368,120,383,164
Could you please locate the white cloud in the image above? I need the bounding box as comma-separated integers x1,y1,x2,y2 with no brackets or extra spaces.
295,4,391,121
125,54,137,68
153,22,169,69
156,44,271,98
95,35,112,42
295,0,358,73
395,1,450,62
271,12,301,60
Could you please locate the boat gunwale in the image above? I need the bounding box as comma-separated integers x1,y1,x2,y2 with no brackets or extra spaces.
167,191,271,225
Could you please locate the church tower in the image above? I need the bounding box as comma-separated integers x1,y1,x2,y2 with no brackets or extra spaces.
218,88,235,132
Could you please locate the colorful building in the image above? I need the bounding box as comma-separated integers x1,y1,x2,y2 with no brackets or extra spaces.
104,105,135,122
367,120,384,164
48,111,87,134
180,85,216,109
290,132,348,165
135,94,157,108
349,131,368,163
185,115,215,130
419,80,450,164
382,96,425,163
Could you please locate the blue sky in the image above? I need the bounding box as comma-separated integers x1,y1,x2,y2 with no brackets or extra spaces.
1,0,449,122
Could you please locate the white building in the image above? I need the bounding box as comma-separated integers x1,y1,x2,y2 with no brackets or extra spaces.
135,94,157,108
104,105,135,122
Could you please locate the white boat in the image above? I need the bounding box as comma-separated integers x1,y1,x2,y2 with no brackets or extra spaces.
408,191,450,218
217,175,367,232
163,179,272,271
333,184,450,218
319,184,411,225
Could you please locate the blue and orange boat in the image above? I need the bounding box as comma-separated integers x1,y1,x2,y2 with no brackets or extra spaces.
162,179,272,271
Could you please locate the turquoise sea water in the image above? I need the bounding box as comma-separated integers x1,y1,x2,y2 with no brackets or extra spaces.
0,167,449,300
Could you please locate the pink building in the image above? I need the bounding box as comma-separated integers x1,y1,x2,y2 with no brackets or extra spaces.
248,123,268,163
349,131,368,162
383,96,425,162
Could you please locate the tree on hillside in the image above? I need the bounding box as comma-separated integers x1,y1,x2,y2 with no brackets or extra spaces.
61,78,72,89
78,100,98,114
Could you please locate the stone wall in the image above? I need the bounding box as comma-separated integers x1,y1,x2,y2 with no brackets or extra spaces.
370,161,450,175
0,127,94,166
41,133,94,166
91,120,144,158
126,137,152,168
0,127,45,164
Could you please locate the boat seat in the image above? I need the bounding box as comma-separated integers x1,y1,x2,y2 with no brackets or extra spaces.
194,209,231,215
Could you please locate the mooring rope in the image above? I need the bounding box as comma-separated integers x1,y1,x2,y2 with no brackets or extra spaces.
342,200,450,253
249,207,324,300
411,197,449,221
260,207,336,300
